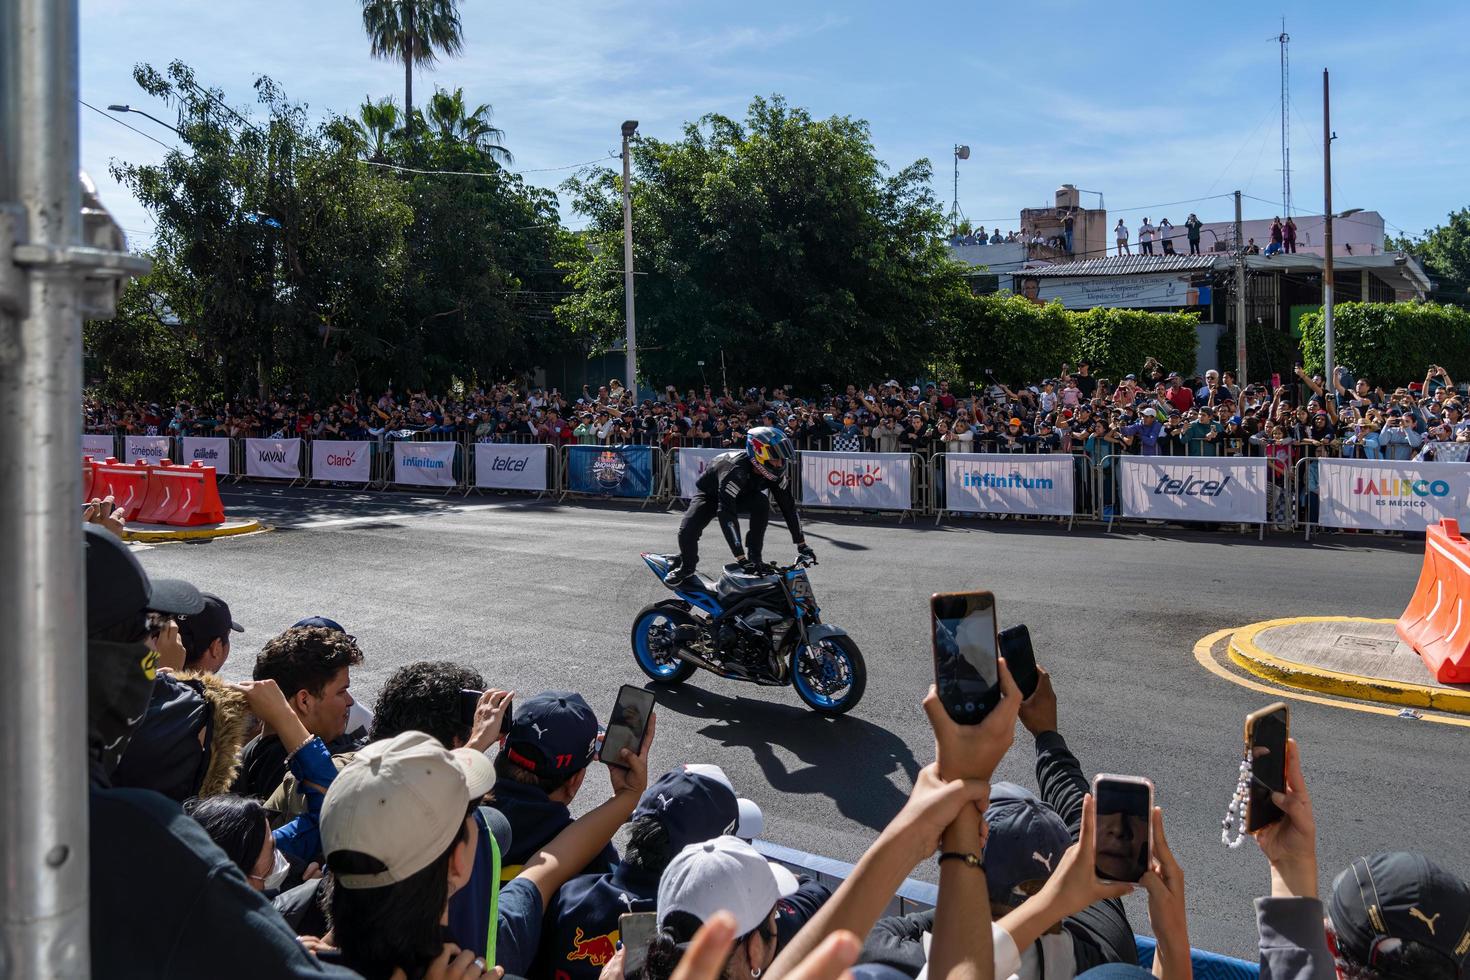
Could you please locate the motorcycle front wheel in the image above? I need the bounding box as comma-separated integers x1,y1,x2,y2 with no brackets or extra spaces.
630,602,698,684
791,634,866,715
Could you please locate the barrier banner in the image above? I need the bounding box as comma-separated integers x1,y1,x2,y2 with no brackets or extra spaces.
1119,456,1267,524
800,451,912,511
393,441,458,487
312,440,373,484
124,435,172,465
82,434,116,460
181,436,232,475
567,445,654,497
1316,458,1470,531
943,454,1074,516
245,438,303,480
474,442,547,491
675,448,728,498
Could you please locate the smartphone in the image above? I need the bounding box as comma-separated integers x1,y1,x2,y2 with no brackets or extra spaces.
600,685,656,767
620,912,657,976
1244,702,1290,833
998,624,1039,700
459,690,512,741
930,591,1000,724
1271,373,1282,389
1091,774,1153,883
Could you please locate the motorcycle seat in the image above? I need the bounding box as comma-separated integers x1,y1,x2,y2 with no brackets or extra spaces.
717,572,778,599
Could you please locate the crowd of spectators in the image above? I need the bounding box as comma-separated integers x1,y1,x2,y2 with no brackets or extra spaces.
948,226,1022,247
82,490,1470,979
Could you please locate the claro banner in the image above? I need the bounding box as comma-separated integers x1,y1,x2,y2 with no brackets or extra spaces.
800,451,912,511
474,442,547,491
1316,457,1470,531
311,440,372,484
1119,456,1268,524
943,454,1074,516
674,447,728,498
181,436,232,475
393,441,458,488
244,438,303,480
124,435,172,464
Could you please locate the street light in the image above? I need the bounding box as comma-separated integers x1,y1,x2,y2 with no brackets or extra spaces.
106,103,180,135
621,120,639,398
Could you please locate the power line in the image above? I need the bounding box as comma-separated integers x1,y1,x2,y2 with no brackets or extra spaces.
360,154,614,179
79,99,175,151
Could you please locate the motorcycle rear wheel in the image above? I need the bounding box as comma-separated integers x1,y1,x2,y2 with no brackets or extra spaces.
791,634,866,715
630,602,698,684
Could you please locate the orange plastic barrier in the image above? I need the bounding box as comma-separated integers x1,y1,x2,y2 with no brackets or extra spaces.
150,460,226,526
83,456,101,502
1396,519,1470,684
89,459,152,520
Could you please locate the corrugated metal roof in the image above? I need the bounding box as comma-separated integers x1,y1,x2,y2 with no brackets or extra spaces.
1018,254,1223,278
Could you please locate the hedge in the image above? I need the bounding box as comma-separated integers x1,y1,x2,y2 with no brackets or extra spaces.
1069,307,1199,384
1298,302,1470,386
1215,322,1301,382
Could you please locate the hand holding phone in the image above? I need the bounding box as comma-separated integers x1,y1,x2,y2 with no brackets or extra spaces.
1092,775,1153,883
601,684,656,768
998,624,1039,699
460,689,513,753
930,591,1001,725
619,912,657,977
1244,703,1289,832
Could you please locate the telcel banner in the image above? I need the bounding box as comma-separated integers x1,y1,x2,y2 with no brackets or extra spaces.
82,434,115,459
1316,458,1470,531
943,454,1074,516
800,451,912,511
125,435,172,464
182,436,232,475
474,443,547,491
675,447,728,498
312,440,372,484
567,445,654,497
393,441,458,488
1119,456,1267,524
245,438,303,480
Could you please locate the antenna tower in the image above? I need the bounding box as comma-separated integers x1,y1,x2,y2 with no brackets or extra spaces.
1277,19,1292,217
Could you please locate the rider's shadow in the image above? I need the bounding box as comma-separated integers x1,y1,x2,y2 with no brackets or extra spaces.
650,684,921,833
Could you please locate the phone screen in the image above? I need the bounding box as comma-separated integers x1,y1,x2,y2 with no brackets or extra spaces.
1246,704,1289,832
600,685,655,767
459,689,483,729
931,592,1000,724
998,624,1038,699
620,912,657,976
1092,776,1152,883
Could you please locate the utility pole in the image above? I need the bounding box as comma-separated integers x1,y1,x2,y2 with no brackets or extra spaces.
1235,191,1248,388
621,120,638,398
1322,69,1335,394
951,144,970,234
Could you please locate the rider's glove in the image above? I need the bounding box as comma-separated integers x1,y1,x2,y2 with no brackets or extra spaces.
797,542,816,564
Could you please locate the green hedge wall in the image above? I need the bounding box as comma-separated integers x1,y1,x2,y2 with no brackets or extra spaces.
1069,307,1199,383
1298,302,1470,385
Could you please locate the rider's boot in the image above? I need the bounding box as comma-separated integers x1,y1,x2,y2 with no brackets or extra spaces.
665,560,696,587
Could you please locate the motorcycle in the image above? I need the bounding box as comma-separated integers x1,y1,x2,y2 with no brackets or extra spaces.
630,553,866,715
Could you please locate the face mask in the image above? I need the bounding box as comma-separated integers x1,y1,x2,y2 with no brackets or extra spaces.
263,846,291,890
88,639,159,784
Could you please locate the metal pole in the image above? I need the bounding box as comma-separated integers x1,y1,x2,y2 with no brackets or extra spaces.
621,126,637,399
1235,190,1248,388
1,0,90,974
1322,69,1335,396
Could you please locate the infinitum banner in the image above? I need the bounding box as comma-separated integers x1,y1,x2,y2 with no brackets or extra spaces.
942,454,1074,515
393,441,458,488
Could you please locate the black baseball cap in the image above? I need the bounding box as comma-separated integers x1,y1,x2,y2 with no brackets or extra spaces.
632,769,739,853
176,593,243,649
502,691,599,778
85,525,204,635
984,783,1071,906
293,615,346,632
1328,852,1470,976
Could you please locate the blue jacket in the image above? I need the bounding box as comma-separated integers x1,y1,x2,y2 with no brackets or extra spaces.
535,864,659,980
490,778,619,879
271,736,335,863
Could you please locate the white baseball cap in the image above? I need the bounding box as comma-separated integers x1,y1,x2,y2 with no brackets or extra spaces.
321,731,494,888
657,836,800,936
1142,407,1157,417
682,763,764,839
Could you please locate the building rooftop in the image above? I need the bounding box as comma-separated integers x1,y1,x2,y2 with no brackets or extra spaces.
1018,254,1219,278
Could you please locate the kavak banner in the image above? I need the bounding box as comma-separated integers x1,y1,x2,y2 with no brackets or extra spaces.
943,453,1074,516
82,433,116,460
566,445,655,497
393,441,458,488
244,438,303,480
474,442,547,491
311,440,372,484
674,447,729,498
1315,457,1470,531
124,435,172,465
800,451,912,511
1119,456,1267,524
181,436,232,475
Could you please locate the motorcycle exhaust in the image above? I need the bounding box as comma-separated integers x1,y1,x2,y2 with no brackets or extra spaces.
673,646,724,674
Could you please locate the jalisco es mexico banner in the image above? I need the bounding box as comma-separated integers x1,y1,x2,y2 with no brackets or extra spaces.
566,445,655,497
473,442,548,491
393,441,458,487
244,438,303,480
82,433,116,459
799,451,912,511
124,435,172,464
943,453,1074,516
674,447,729,498
311,440,373,484
1119,456,1268,524
1315,457,1470,532
181,436,232,476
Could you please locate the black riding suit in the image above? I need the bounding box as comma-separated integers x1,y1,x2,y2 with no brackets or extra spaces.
678,451,801,571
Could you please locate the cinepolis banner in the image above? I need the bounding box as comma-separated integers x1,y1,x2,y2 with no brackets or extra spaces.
800,451,912,511
82,433,116,459
244,438,303,480
311,440,372,484
1119,456,1267,524
1316,458,1470,531
181,436,232,475
474,442,547,491
943,454,1074,516
124,435,172,464
393,441,458,488
675,447,728,498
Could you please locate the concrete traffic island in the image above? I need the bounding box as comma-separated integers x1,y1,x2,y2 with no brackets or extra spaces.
1227,616,1470,715
122,517,264,543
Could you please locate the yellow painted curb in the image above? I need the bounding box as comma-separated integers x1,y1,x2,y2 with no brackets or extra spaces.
1227,616,1470,716
124,519,265,543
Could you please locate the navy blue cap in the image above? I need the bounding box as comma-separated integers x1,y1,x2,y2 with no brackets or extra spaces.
632,769,739,852
502,691,598,777
293,616,346,632
984,782,1071,906
1329,852,1470,974
1077,966,1153,979
174,593,241,649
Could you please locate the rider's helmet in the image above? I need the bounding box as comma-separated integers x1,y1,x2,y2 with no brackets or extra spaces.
745,426,793,481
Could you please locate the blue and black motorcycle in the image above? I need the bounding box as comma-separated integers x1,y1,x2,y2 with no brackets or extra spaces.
632,553,866,715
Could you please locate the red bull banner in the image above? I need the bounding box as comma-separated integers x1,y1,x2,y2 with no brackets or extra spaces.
799,451,912,511
674,447,728,498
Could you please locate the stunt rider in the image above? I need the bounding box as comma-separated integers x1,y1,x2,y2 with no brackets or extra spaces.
667,426,815,586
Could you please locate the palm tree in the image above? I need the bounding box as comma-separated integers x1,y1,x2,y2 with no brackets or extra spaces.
425,87,513,164
351,96,400,161
360,0,464,137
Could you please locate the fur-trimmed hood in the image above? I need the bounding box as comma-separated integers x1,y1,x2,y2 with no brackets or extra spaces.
109,670,249,802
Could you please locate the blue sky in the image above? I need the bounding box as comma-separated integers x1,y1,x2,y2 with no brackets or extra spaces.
80,0,1470,250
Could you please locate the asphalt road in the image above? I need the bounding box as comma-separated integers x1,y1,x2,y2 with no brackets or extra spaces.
135,485,1466,959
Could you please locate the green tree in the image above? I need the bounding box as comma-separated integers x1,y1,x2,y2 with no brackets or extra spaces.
351,95,400,162
558,95,964,388
360,0,464,138
424,87,512,163
1390,207,1470,307
1299,301,1470,384
948,293,1075,387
